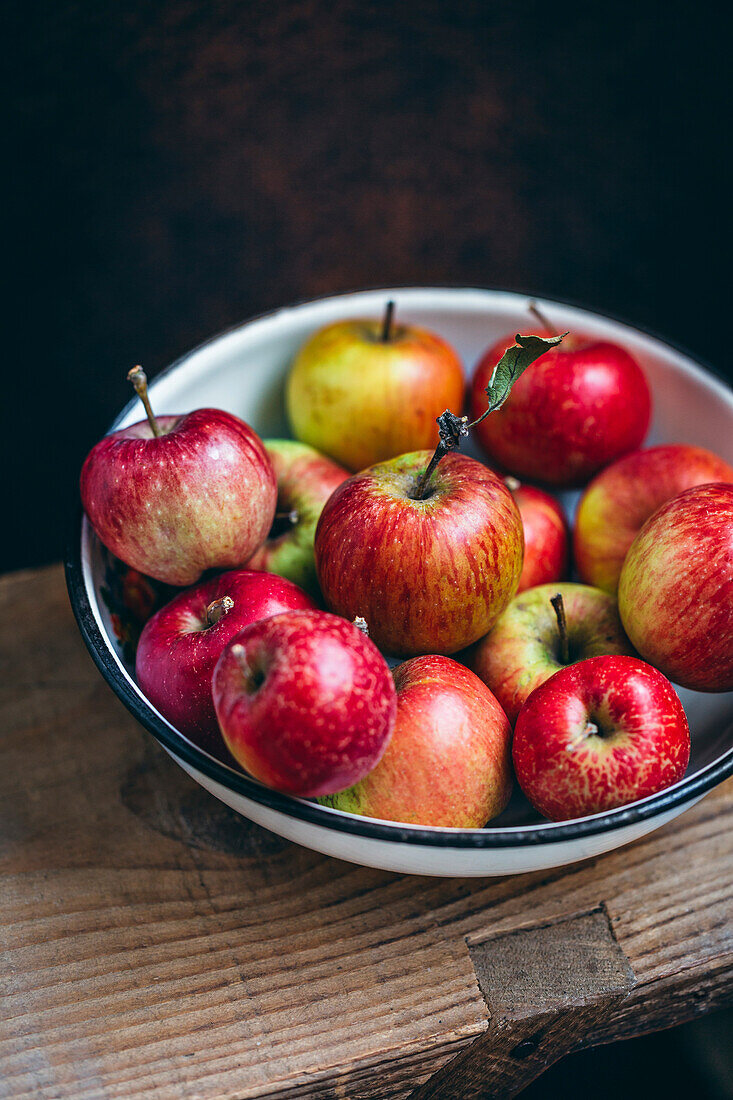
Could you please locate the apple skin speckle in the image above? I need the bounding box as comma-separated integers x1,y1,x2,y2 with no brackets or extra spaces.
470,582,636,725
618,483,733,691
513,655,690,821
286,319,465,472
508,483,569,593
575,444,733,595
80,409,277,586
246,439,349,598
322,655,513,828
135,569,318,751
314,450,523,656
470,332,651,487
212,610,397,797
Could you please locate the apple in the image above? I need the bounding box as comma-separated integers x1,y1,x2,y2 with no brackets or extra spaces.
286,301,465,471
469,582,636,724
135,569,317,753
505,478,569,592
470,329,651,486
513,655,690,820
320,655,512,827
314,450,524,656
246,439,349,598
574,444,733,594
618,483,733,691
81,368,277,585
212,610,397,797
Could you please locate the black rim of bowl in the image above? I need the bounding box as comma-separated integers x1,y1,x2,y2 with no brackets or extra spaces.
65,286,733,850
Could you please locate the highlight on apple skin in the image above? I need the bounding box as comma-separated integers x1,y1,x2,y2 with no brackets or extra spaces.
513,655,690,821
81,407,277,586
314,450,524,657
320,655,513,828
212,610,397,797
470,331,651,487
286,312,465,472
247,439,349,598
469,582,636,725
135,569,318,754
618,482,733,692
575,444,733,594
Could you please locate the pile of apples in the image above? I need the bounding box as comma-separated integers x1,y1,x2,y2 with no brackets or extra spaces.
80,303,733,827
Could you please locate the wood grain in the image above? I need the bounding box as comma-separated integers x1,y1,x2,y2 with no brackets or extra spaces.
1,565,732,1099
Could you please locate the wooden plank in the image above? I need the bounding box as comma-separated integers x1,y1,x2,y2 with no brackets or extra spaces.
409,908,637,1099
0,567,487,1100
1,565,732,1100
468,907,636,1023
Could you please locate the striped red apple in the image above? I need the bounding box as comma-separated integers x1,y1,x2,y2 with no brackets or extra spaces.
81,368,276,585
618,483,733,691
321,655,512,827
315,451,524,656
470,583,635,725
470,329,651,487
212,610,397,797
513,656,690,820
575,444,733,594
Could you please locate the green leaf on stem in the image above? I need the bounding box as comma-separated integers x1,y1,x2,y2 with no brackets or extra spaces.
471,332,567,425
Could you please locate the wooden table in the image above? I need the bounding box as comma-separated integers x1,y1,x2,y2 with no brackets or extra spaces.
2,565,732,1100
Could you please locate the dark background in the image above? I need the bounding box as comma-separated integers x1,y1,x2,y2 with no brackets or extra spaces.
5,1,733,1094
5,0,732,577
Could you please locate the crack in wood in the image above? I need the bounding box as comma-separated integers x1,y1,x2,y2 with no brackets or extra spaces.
410,908,636,1100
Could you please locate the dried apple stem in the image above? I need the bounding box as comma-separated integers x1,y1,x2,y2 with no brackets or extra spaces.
413,398,494,500
274,510,299,525
550,592,570,665
206,595,234,627
381,300,395,342
528,301,557,336
413,331,567,500
127,366,162,437
413,410,469,500
413,446,447,500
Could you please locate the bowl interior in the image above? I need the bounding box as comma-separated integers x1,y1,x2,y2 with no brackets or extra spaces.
79,287,733,835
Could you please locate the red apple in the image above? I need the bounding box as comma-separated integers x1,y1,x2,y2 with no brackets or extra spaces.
212,610,397,796
470,331,651,486
575,445,733,594
618,483,733,691
505,478,569,592
314,450,524,656
469,583,635,724
246,439,349,597
286,302,465,471
135,569,317,753
320,655,512,827
81,371,277,585
513,655,690,821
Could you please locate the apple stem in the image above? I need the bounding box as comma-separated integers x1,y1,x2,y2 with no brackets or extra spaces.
550,592,570,665
381,300,395,342
413,330,568,499
528,301,558,336
412,410,469,499
274,510,299,525
206,595,234,627
127,366,162,438
413,449,444,500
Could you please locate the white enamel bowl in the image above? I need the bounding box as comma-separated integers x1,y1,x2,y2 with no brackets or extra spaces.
66,288,733,876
